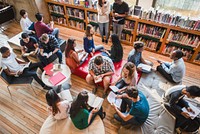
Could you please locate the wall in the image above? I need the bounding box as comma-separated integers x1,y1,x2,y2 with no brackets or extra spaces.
35,0,50,23
138,0,153,10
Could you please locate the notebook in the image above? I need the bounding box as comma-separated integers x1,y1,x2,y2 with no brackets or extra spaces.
49,72,66,86
44,63,54,71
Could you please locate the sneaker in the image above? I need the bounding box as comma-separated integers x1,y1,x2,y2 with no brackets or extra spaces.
102,38,104,42
100,112,106,119
43,85,52,90
92,87,97,94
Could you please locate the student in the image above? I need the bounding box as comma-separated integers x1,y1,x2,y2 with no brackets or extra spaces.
111,62,138,93
20,33,39,62
97,0,110,43
86,55,114,98
38,34,63,66
19,9,35,35
112,86,149,126
128,41,152,72
102,34,123,62
157,50,185,83
0,46,50,90
112,0,129,39
34,13,59,38
69,91,106,130
65,38,88,69
83,25,104,56
46,89,71,120
163,85,200,133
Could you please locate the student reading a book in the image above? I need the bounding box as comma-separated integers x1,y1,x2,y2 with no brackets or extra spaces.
157,50,185,83
112,0,129,39
102,34,123,62
111,62,138,93
46,89,71,120
38,34,63,66
19,9,35,35
128,41,153,73
97,0,110,44
112,86,149,127
163,85,200,133
69,91,106,130
20,33,39,62
83,25,104,56
65,38,88,70
0,47,51,90
34,13,59,39
86,55,114,98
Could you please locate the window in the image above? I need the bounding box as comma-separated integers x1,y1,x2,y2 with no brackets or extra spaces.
155,0,200,18
109,0,137,7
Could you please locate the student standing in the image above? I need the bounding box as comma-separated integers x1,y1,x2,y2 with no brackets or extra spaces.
112,0,129,39
97,0,110,43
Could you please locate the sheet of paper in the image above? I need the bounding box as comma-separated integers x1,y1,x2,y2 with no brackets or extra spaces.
182,103,200,120
109,86,119,93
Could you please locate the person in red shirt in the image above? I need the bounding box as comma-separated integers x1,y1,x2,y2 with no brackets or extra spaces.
34,13,59,39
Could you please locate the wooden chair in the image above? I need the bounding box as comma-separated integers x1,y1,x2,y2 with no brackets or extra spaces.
0,68,37,98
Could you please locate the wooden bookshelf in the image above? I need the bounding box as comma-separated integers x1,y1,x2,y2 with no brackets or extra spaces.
45,0,200,65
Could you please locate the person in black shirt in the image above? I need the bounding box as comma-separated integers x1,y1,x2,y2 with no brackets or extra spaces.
112,0,129,39
20,33,39,62
38,34,63,66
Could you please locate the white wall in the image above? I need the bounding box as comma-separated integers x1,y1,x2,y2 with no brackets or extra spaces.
138,0,153,10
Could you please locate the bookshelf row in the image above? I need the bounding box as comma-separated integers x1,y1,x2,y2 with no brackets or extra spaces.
45,0,200,65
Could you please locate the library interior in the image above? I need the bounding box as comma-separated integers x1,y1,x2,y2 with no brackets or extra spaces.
0,0,200,134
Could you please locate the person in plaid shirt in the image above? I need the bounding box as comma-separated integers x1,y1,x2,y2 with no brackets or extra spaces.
86,55,114,98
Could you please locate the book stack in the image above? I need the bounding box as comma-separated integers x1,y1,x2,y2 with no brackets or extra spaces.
136,37,159,51
121,32,132,42
48,4,65,15
137,23,166,38
67,8,85,19
51,16,66,25
167,30,200,48
124,20,135,30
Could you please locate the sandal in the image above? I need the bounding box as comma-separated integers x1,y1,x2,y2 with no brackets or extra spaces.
101,112,106,119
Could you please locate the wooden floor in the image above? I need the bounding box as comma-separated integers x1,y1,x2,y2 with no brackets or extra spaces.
0,22,200,134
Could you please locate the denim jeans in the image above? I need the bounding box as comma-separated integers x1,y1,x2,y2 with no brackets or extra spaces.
113,22,124,39
51,28,59,39
98,22,109,40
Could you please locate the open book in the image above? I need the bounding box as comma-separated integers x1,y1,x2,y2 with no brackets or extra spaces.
113,17,124,22
78,52,88,62
43,52,52,57
58,90,73,102
94,76,102,83
23,51,35,57
137,63,152,72
87,92,104,109
107,92,122,108
109,86,119,93
17,62,31,73
182,103,200,120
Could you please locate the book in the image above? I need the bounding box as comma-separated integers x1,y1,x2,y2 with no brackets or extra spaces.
137,63,152,72
43,52,53,57
49,72,66,86
109,86,119,93
94,76,102,83
43,63,54,71
87,92,104,109
23,51,34,56
17,62,31,73
58,90,73,102
182,103,200,120
107,92,122,108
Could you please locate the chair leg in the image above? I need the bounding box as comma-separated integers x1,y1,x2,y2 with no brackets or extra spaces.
7,86,12,99
31,85,37,95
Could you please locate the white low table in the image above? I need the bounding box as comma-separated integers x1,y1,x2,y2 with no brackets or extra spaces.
41,64,71,92
7,32,22,50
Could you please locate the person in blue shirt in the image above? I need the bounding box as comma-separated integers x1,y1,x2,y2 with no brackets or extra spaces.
83,25,104,56
112,86,149,126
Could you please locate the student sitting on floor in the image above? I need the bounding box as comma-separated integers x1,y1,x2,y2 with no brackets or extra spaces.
163,85,200,133
19,9,35,35
83,25,104,56
65,38,88,70
86,55,114,98
111,62,138,93
0,46,50,90
46,89,71,120
69,91,106,130
157,50,185,83
128,41,153,73
34,13,59,39
20,33,39,62
112,86,149,127
102,34,123,62
38,34,63,66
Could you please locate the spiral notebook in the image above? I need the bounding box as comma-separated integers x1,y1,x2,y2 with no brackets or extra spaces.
49,72,66,86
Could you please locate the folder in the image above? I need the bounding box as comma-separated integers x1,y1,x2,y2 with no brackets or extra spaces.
49,72,66,86
44,63,54,71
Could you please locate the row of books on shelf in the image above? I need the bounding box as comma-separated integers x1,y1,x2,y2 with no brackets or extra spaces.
52,0,73,3
167,31,200,48
162,45,193,60
67,8,84,19
69,20,84,30
136,37,159,51
87,12,97,22
48,4,65,15
137,23,166,38
195,52,200,61
121,32,132,42
138,7,200,31
51,16,66,25
124,20,135,30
